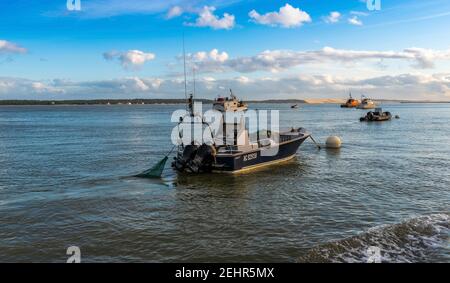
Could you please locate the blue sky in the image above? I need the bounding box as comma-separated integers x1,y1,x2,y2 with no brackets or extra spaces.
1,0,450,100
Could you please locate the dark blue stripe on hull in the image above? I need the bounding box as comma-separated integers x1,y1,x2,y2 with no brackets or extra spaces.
214,136,308,172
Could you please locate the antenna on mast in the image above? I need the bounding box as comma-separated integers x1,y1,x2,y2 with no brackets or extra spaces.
193,67,196,99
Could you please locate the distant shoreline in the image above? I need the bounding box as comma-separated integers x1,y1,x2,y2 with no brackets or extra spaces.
0,98,449,105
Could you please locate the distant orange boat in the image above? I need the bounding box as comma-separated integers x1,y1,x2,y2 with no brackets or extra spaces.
340,93,360,108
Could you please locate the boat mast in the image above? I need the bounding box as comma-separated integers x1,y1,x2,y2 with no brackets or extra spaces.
193,67,196,99
182,33,189,112
182,33,194,116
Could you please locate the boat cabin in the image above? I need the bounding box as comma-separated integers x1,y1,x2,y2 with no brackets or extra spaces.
213,91,248,112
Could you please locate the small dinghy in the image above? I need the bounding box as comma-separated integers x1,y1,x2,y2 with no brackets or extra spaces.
360,108,392,122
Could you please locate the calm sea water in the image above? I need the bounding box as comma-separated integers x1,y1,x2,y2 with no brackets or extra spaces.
0,103,448,262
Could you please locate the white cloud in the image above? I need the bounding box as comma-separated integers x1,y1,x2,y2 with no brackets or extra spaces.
193,51,208,61
149,78,163,89
220,73,450,100
78,77,163,93
402,47,447,68
0,40,27,54
167,6,183,19
2,73,450,100
127,77,150,91
119,77,161,91
235,76,250,83
202,76,216,82
186,6,235,30
191,49,229,62
0,78,64,96
103,50,156,69
182,47,450,74
249,3,311,28
181,49,229,73
348,16,363,26
209,49,229,62
324,11,341,23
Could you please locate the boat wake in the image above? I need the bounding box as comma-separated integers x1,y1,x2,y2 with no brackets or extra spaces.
298,213,449,263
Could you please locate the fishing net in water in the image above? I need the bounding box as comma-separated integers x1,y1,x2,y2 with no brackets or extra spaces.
135,156,168,178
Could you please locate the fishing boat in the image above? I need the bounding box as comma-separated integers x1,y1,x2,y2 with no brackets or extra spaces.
166,39,311,174
357,96,376,109
360,108,392,122
171,93,311,173
340,93,360,108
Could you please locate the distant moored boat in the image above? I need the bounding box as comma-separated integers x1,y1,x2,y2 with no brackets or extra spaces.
360,108,392,122
357,96,376,109
340,92,360,108
212,90,248,112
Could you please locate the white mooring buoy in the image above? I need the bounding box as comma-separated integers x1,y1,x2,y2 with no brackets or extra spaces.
326,136,342,149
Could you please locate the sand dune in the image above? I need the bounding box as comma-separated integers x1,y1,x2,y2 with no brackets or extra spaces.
303,98,346,104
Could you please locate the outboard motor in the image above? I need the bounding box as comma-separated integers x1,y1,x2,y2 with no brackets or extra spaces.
186,144,216,173
172,144,198,171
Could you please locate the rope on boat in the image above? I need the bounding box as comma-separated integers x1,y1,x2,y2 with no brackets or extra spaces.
309,135,322,150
